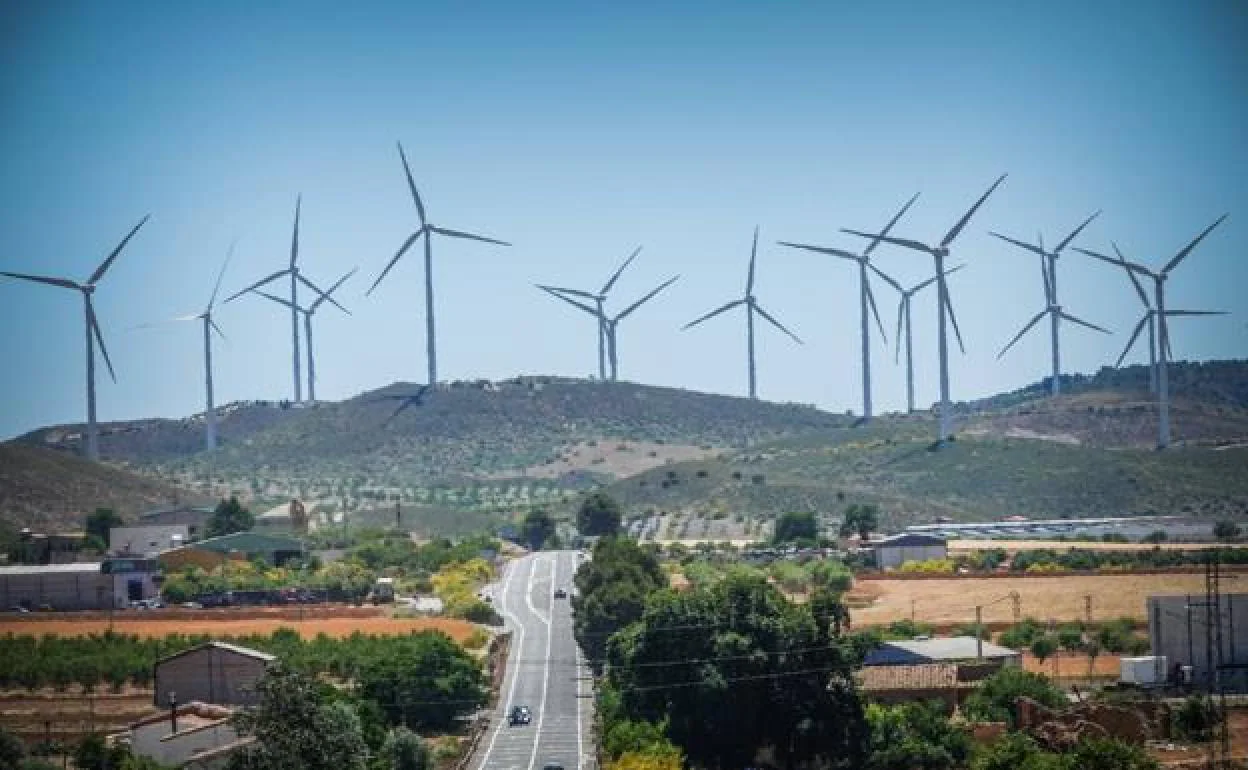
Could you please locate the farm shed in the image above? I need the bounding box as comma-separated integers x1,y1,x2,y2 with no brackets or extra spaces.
873,532,948,569
863,636,1022,667
1148,593,1248,692
138,505,216,540
0,559,158,610
159,531,305,571
154,642,275,708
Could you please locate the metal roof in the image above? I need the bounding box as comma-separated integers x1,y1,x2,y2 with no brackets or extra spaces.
0,562,102,576
874,533,948,548
864,636,1018,665
157,641,277,666
188,532,305,555
858,663,959,691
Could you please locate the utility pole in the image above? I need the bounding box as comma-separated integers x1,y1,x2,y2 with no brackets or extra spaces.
1084,594,1093,625
975,605,983,659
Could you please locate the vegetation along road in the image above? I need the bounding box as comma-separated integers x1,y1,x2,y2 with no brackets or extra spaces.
473,550,592,770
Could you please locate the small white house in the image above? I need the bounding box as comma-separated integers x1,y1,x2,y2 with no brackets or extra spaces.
873,533,948,569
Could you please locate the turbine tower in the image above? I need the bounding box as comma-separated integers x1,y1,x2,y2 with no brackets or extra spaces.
536,247,641,380
252,268,356,402
225,197,346,402
989,212,1108,395
843,175,1007,443
367,142,510,387
777,193,919,421
1,216,149,461
541,274,679,381
1108,247,1224,394
870,265,964,414
1075,214,1228,448
683,227,802,400
138,240,236,451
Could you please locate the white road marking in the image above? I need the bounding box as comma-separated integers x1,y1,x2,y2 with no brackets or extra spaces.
478,558,528,770
526,555,556,770
574,559,584,770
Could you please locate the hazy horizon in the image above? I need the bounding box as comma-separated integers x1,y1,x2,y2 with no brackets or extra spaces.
2,1,1246,441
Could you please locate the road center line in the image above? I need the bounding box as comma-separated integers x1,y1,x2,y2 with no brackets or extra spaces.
526,555,556,770
478,557,527,770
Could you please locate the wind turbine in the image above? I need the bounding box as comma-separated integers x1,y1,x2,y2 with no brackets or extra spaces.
870,265,965,414
682,227,802,400
989,212,1109,395
1075,214,1228,448
251,267,357,402
224,196,346,402
1,216,149,461
137,239,236,452
842,175,1007,442
541,274,679,381
777,193,920,421
535,247,641,380
1106,248,1224,394
367,142,510,387
375,384,433,428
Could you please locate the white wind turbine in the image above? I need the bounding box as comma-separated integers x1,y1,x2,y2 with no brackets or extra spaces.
842,175,1007,442
536,247,641,380
367,142,511,387
777,193,919,421
1,216,149,461
989,212,1109,394
1075,214,1228,448
683,227,802,400
869,265,965,414
252,268,357,402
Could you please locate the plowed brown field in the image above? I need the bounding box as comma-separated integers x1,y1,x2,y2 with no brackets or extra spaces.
0,615,477,641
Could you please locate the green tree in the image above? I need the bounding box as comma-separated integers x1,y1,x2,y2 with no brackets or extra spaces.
207,497,255,538
1065,737,1160,770
226,665,367,770
866,700,971,770
607,570,868,770
963,668,1066,726
1214,520,1241,541
1056,624,1085,655
356,631,487,731
85,509,124,547
376,727,430,770
577,492,623,536
72,734,128,770
521,509,557,550
1142,530,1168,544
1,725,25,770
970,731,1065,770
840,504,879,542
773,512,818,544
572,536,666,666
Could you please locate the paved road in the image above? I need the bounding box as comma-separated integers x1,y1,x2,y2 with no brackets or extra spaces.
473,551,592,770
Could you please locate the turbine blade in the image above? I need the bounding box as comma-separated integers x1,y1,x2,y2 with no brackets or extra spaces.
865,192,921,257
683,299,744,330
988,231,1046,258
366,230,423,296
208,238,237,309
894,300,904,364
538,285,598,316
89,215,150,285
1053,210,1101,254
128,313,201,331
1115,316,1150,368
841,229,932,255
997,309,1048,360
252,289,300,312
909,263,965,295
746,227,759,295
87,301,116,383
1163,214,1228,275
429,226,510,247
224,268,290,303
752,301,802,345
0,271,80,290
289,195,301,268
867,262,904,294
298,274,348,314
940,173,1007,248
776,241,860,262
1163,322,1173,361
1040,257,1053,305
396,141,427,226
1073,246,1152,278
865,282,887,344
1059,310,1111,335
1165,309,1227,316
536,284,598,300
615,275,679,321
1114,243,1152,308
309,268,358,313
210,318,228,342
600,246,641,295
944,291,966,354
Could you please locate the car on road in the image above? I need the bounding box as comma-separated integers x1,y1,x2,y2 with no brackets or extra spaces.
508,705,531,726
554,588,568,599
543,763,564,770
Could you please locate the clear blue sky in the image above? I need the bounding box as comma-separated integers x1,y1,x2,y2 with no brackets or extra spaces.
2,1,1245,440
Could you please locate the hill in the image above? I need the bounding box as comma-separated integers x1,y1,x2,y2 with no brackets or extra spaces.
0,443,203,532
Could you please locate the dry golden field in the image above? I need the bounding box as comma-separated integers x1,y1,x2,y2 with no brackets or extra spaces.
0,614,478,641
849,573,1213,626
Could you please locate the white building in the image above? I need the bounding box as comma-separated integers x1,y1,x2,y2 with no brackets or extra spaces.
873,533,948,569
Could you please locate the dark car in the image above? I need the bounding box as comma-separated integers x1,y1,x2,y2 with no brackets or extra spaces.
509,706,532,726
554,589,568,599
543,763,565,770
